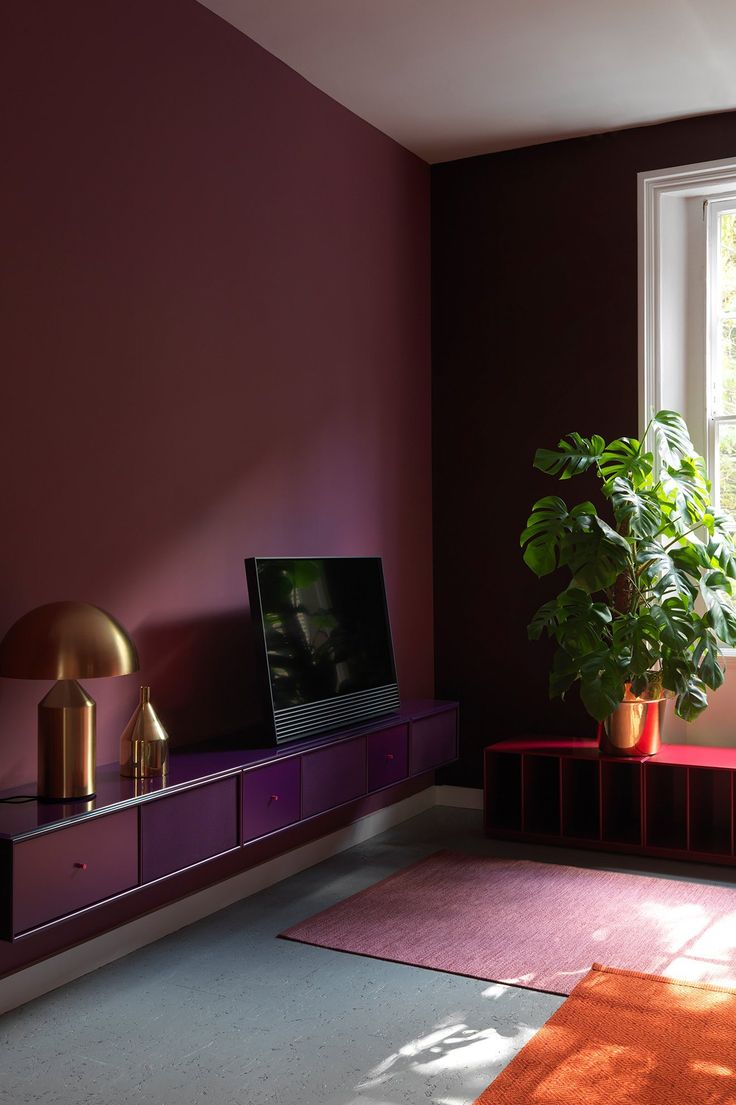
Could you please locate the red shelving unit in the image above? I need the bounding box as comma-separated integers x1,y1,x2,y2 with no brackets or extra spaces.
484,739,736,865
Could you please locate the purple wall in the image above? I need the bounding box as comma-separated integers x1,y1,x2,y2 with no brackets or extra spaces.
432,111,736,786
0,2,432,787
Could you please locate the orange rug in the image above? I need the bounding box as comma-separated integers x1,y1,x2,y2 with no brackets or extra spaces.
474,964,736,1104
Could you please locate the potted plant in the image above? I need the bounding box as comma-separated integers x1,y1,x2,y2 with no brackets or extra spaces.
521,410,736,754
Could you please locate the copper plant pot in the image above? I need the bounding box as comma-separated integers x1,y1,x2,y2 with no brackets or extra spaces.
599,683,671,757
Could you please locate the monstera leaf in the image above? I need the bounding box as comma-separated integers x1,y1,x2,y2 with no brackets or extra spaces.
637,542,697,602
534,432,605,479
599,437,652,491
651,409,695,469
527,597,562,641
561,512,630,592
700,570,736,646
577,651,627,721
676,677,709,723
520,496,570,576
649,599,694,650
692,626,726,691
707,524,736,580
609,478,661,538
659,455,711,524
554,589,612,654
611,612,661,678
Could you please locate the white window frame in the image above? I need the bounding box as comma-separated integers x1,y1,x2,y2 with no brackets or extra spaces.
706,195,736,515
639,155,736,462
639,156,736,661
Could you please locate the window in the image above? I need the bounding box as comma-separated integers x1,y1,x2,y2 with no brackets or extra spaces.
639,157,736,528
708,201,736,525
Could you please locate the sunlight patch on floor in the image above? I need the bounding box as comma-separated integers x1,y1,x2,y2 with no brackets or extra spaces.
664,959,736,996
412,1024,537,1075
495,972,537,987
633,901,736,989
689,912,736,960
480,984,508,999
356,1014,536,1095
638,901,710,953
664,956,736,989
690,1059,735,1078
532,1041,656,1103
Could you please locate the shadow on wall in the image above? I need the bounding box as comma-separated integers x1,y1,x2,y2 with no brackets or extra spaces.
134,609,265,749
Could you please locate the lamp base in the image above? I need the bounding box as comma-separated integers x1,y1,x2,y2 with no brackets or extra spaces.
38,679,96,801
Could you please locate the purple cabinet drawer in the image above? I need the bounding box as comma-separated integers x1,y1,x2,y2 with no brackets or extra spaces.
140,776,239,883
301,737,366,819
409,710,458,774
13,808,139,934
367,725,408,791
243,758,301,842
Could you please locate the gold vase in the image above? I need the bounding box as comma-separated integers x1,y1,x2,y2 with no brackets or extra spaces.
599,683,670,757
119,686,169,779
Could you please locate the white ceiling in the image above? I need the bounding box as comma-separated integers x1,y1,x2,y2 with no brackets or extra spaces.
197,0,736,163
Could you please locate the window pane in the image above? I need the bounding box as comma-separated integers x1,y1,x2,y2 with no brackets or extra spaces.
717,422,736,526
716,212,736,415
720,211,736,315
718,319,736,416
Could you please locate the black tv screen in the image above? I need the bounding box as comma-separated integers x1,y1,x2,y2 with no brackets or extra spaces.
245,557,400,744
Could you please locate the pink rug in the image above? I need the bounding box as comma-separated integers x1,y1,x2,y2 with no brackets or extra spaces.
280,850,736,995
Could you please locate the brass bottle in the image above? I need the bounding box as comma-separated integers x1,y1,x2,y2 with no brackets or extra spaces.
119,686,169,779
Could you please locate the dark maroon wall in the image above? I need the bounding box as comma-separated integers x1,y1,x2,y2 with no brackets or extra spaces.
0,2,432,787
432,112,736,786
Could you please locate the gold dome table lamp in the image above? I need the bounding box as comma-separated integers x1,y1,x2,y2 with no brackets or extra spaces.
0,602,139,801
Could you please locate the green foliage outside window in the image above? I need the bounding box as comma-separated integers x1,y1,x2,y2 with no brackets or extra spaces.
718,212,736,522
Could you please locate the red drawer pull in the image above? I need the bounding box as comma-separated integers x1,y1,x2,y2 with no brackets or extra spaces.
74,862,88,871
385,753,395,761
270,794,280,802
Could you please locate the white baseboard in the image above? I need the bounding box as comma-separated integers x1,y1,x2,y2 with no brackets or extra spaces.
0,784,441,1017
435,785,483,809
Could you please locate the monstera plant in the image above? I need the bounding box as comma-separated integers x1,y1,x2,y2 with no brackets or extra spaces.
521,410,736,723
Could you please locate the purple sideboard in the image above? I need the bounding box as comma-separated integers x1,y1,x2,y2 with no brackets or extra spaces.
302,738,367,819
409,711,458,774
13,808,139,935
0,699,458,950
242,758,301,842
141,776,240,883
367,725,408,791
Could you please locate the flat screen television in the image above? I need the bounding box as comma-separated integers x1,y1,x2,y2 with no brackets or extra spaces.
245,556,400,745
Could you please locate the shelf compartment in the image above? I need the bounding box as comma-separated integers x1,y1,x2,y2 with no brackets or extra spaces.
561,758,600,840
645,764,687,851
141,776,239,882
13,808,139,935
301,737,366,819
243,758,301,843
601,761,642,845
368,725,409,791
485,750,522,832
689,767,732,856
409,712,457,774
522,754,561,836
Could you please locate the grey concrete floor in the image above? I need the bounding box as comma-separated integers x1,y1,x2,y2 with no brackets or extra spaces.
1,805,734,1105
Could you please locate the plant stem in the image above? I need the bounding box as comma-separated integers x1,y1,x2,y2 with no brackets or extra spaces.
662,523,704,550
638,417,655,455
